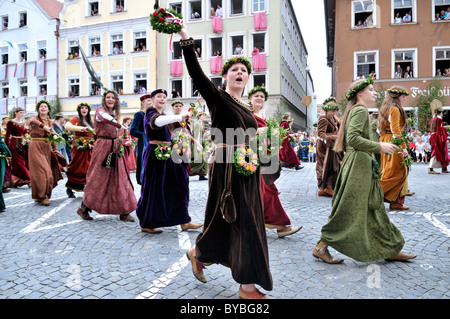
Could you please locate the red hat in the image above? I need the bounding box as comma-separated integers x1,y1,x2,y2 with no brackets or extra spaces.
140,94,151,101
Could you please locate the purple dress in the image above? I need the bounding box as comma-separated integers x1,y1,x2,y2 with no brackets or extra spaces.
135,107,191,228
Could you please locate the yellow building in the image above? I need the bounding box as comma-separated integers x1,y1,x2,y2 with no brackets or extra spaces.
58,0,157,120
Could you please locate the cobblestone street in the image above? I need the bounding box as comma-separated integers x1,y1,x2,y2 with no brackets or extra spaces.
0,162,448,303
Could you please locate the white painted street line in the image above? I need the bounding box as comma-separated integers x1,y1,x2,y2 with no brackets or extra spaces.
8,195,68,208
5,192,30,200
135,230,192,299
424,213,450,237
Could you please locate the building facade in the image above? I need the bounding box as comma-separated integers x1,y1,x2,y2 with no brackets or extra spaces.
324,0,450,122
58,0,158,118
0,0,62,115
157,0,315,131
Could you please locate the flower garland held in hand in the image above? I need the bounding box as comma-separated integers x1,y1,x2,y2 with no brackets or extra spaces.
345,75,375,101
154,143,172,160
234,145,259,176
390,131,413,170
251,118,288,159
74,137,95,150
47,133,66,146
171,129,190,163
150,8,183,34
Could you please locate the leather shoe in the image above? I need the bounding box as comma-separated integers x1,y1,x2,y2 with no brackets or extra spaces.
141,227,162,234
186,248,207,283
313,241,344,264
239,286,268,299
428,168,440,174
77,206,93,220
385,252,417,261
389,202,410,210
318,189,332,197
405,190,415,196
181,222,203,231
324,187,334,196
120,214,135,222
41,197,51,206
277,225,302,238
66,188,76,198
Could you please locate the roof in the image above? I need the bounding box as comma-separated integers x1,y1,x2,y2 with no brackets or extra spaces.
35,0,63,19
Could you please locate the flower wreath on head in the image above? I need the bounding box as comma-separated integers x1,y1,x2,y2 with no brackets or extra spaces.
171,101,184,107
150,8,183,34
103,89,118,97
77,102,91,112
248,86,268,101
322,97,340,111
345,75,375,101
388,88,409,96
221,57,253,76
35,100,52,112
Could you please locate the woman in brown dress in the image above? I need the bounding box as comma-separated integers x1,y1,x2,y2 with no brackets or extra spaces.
76,90,136,221
179,25,272,299
28,100,64,206
315,97,342,197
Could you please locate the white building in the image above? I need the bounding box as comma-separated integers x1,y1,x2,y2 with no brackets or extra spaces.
0,0,62,115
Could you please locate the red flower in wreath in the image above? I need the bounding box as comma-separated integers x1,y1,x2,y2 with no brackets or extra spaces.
159,17,164,23
153,11,158,17
159,8,165,13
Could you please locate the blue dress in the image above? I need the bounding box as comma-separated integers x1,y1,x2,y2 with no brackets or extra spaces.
135,107,191,228
129,110,149,185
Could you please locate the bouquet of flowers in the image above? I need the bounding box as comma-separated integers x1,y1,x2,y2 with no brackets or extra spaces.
22,133,31,146
188,103,201,117
234,145,259,176
74,137,95,150
390,132,412,170
47,133,66,145
0,151,11,164
171,129,190,163
251,118,289,159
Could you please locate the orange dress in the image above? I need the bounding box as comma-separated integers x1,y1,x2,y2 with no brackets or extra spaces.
379,107,408,202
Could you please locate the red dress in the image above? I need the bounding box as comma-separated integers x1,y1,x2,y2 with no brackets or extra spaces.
255,115,291,226
430,117,450,170
278,121,300,167
65,117,95,191
5,121,30,186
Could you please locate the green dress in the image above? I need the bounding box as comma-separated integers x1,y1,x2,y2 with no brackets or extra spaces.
0,140,12,211
320,105,405,262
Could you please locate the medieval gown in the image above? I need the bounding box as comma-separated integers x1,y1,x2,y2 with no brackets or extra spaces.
130,110,149,185
5,120,30,186
320,105,404,262
429,116,450,170
182,39,272,291
65,117,95,192
135,107,191,229
0,140,11,211
278,121,300,168
254,114,291,226
82,108,137,215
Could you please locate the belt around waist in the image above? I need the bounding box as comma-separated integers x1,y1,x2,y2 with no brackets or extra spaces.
149,140,171,145
11,135,25,139
97,136,117,140
30,137,48,141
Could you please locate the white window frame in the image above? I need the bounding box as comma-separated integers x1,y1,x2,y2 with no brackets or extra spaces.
229,0,245,17
19,79,28,96
351,0,377,29
252,72,268,91
169,78,183,99
207,34,224,59
391,48,418,78
37,77,47,96
250,31,268,57
37,40,47,59
111,74,124,94
87,0,100,17
18,11,27,27
1,46,8,65
1,81,9,98
133,31,147,52
1,15,8,30
68,78,80,97
111,0,126,13
111,34,124,55
391,0,416,24
188,0,204,22
431,0,450,22
433,46,450,76
354,50,379,80
18,43,28,62
207,0,223,20
89,37,101,57
229,32,246,58
251,0,266,13
169,1,183,15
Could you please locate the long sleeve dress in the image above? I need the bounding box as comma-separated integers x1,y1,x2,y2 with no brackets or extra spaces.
255,114,291,226
82,108,137,215
5,121,30,186
129,110,149,185
65,117,95,192
429,116,450,170
278,121,300,168
315,115,341,190
320,105,405,262
135,108,191,229
379,106,408,202
28,117,63,200
0,140,11,211
182,39,272,291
